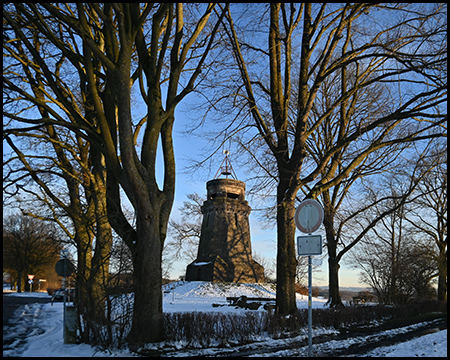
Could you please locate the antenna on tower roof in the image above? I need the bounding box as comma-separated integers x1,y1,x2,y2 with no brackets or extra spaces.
214,150,238,179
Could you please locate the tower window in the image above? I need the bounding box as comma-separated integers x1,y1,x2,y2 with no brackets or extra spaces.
227,193,239,199
210,192,240,199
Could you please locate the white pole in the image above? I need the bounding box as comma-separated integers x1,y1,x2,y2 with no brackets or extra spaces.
308,255,312,357
63,258,66,341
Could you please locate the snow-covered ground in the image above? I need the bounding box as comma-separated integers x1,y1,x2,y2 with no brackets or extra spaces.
3,282,447,357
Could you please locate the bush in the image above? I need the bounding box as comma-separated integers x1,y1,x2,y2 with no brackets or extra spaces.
161,300,447,347
164,312,267,347
96,299,446,351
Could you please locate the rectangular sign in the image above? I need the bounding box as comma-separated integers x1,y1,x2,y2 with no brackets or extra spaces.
297,235,323,255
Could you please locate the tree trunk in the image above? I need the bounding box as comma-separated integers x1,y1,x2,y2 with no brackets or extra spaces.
127,216,164,345
74,229,93,343
17,271,23,293
323,195,343,307
437,244,447,302
328,257,343,307
276,189,298,315
87,153,113,329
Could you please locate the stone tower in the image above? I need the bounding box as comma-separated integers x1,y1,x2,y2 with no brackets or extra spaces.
185,153,264,283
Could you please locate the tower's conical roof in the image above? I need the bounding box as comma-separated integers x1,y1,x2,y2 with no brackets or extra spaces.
213,150,238,179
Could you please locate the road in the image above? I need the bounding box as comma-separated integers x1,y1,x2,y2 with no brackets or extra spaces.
3,293,52,351
3,293,51,326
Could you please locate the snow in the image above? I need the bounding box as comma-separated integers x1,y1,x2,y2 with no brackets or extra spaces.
162,281,326,313
3,282,447,357
363,329,447,357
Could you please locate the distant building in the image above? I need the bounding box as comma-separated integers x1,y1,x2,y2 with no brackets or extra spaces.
185,152,264,283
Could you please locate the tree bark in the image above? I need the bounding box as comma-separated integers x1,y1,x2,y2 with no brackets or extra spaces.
327,257,343,307
437,244,447,302
276,183,298,314
323,194,344,307
127,214,165,344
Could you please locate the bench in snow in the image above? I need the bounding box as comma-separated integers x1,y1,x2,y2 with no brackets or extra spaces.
225,295,276,310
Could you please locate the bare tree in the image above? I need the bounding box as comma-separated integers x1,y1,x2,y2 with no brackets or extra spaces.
304,62,445,306
3,16,113,338
346,144,445,301
206,3,447,314
3,214,62,293
353,187,438,304
403,148,447,301
3,3,226,345
3,125,113,342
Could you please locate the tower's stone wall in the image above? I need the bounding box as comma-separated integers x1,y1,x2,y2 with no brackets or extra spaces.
186,179,265,283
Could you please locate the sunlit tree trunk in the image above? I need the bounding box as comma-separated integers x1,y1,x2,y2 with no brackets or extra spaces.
276,185,298,314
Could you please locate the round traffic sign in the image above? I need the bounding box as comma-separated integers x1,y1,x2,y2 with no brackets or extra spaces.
55,258,75,277
295,199,324,234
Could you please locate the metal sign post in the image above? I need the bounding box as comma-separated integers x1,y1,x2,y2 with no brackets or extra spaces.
27,275,34,294
295,199,324,357
308,255,312,355
55,254,76,343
